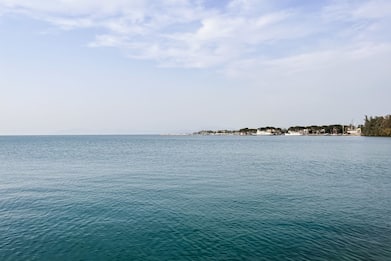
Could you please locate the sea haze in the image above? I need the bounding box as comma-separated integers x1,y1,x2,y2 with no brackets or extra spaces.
1,135,391,260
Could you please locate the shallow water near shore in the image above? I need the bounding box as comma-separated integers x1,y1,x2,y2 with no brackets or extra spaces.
1,135,391,260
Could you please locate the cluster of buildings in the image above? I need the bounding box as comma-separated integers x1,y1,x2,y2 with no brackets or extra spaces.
194,125,362,136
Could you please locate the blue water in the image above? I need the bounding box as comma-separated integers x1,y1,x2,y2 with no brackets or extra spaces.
1,135,391,260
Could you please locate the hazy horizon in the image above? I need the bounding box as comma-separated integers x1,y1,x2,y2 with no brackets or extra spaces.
1,0,390,135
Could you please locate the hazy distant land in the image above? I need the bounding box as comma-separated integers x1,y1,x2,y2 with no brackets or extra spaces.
194,114,391,137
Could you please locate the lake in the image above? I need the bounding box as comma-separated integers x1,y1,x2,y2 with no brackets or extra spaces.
1,135,390,260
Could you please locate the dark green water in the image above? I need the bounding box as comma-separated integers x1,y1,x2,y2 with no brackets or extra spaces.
1,135,390,260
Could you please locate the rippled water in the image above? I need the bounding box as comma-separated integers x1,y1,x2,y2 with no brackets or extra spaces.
1,135,391,260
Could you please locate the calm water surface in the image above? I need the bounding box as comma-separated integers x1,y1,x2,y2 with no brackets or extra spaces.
0,135,390,260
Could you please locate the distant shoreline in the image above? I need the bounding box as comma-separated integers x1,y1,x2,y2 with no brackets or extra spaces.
1,114,389,137
193,124,362,137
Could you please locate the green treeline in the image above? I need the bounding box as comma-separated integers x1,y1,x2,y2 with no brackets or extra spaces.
194,124,356,136
362,115,391,136
194,114,391,137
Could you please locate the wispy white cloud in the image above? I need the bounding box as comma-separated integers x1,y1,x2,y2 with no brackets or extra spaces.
1,0,390,74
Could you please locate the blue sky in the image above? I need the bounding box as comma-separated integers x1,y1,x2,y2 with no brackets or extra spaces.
1,0,390,134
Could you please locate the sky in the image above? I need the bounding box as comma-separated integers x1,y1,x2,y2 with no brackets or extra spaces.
0,0,390,134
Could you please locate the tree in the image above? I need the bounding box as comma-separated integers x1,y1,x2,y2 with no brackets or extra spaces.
362,114,391,136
